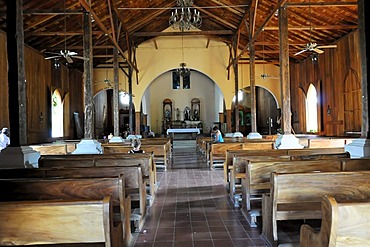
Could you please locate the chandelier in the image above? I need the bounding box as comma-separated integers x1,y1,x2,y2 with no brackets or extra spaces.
176,35,191,77
169,0,202,32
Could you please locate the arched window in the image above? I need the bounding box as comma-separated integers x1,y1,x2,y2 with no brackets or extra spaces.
52,89,63,137
306,84,318,133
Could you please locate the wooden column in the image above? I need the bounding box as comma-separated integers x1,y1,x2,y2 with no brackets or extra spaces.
6,0,27,146
279,5,291,135
226,109,232,133
219,112,225,124
359,0,370,138
249,43,257,133
135,111,141,135
113,47,119,136
83,9,94,139
128,68,134,134
142,114,147,126
234,63,239,132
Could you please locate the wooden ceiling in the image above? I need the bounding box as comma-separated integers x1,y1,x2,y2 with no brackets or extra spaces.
0,0,358,69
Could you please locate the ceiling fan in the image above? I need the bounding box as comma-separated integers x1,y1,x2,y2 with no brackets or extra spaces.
294,42,337,56
44,0,87,64
294,0,337,57
45,50,87,64
257,31,278,80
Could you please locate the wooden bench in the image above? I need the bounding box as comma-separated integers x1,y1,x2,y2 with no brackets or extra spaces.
307,138,355,148
0,196,121,247
229,151,349,208
30,142,77,155
223,147,345,189
103,141,171,170
38,153,156,203
239,158,344,227
300,196,370,247
261,171,370,246
0,175,134,246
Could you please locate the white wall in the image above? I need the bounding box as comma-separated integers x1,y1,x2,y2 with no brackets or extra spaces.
147,70,219,134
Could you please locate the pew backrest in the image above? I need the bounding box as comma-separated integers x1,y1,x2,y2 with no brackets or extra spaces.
0,196,118,247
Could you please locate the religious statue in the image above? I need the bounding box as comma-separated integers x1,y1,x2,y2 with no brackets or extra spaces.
184,107,190,120
176,108,180,121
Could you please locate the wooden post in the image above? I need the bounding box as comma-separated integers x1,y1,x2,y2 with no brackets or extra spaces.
128,68,134,134
135,112,141,136
83,9,94,139
279,5,291,135
226,109,232,133
6,0,27,146
249,43,257,133
358,0,370,138
219,112,224,124
113,47,119,136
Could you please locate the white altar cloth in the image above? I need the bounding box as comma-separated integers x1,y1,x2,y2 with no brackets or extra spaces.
166,128,200,135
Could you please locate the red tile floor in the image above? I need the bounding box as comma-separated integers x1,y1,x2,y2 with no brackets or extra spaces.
133,141,269,247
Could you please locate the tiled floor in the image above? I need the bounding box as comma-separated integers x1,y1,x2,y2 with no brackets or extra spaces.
133,141,268,247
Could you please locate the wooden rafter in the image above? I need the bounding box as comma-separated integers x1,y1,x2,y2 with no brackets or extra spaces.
78,0,138,72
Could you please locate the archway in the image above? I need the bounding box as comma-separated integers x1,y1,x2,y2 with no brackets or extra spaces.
94,89,135,139
232,86,279,136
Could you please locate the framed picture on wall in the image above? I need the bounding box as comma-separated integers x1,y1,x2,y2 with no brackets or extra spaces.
172,71,180,89
183,74,190,89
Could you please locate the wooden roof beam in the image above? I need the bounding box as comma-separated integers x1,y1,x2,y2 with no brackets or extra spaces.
286,2,357,7
132,30,233,37
228,0,288,69
78,0,138,72
264,25,358,31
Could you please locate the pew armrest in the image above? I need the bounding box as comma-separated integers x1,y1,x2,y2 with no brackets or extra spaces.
300,224,324,247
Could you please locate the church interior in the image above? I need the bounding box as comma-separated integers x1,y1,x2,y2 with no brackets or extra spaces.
1,0,370,247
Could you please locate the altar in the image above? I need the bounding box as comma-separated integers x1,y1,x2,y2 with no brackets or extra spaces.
166,128,200,140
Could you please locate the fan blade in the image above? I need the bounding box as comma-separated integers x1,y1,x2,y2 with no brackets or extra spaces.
67,51,78,56
317,44,337,49
294,49,308,56
45,55,62,60
65,56,73,63
313,48,324,54
44,51,61,56
71,55,88,61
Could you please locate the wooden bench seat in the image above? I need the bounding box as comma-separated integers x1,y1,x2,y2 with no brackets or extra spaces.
300,196,370,247
0,196,121,247
103,141,171,170
223,147,345,189
0,175,134,246
38,153,157,203
239,158,344,227
261,171,370,246
229,151,349,208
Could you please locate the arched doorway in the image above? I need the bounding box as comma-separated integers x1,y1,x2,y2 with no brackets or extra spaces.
306,83,318,133
94,89,135,139
51,89,63,138
233,86,279,136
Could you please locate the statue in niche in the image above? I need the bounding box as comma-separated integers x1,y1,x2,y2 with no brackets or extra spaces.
193,109,199,121
184,107,190,120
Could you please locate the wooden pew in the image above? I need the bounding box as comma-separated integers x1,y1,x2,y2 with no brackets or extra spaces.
231,151,349,204
0,196,121,247
0,175,134,246
240,159,343,227
38,153,157,203
300,196,370,247
223,147,345,189
103,141,171,170
307,137,355,148
261,171,370,246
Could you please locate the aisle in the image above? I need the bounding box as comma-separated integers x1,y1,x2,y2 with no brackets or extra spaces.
133,140,268,247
